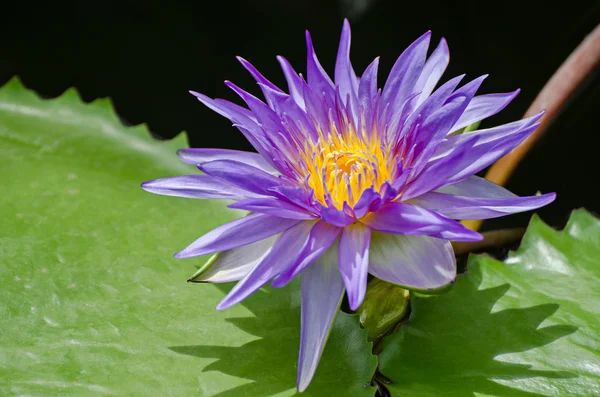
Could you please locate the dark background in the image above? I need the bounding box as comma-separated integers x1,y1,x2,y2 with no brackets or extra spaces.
1,0,598,231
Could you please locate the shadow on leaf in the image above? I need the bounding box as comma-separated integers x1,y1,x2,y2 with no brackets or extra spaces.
169,282,376,397
379,262,578,397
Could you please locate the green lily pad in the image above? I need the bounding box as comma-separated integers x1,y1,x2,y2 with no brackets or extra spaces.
0,79,376,396
379,210,600,396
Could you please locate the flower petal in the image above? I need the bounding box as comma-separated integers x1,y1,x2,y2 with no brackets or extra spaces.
188,236,277,283
175,214,299,258
297,242,344,392
451,90,520,132
229,197,317,220
338,223,371,310
411,190,556,220
369,232,456,291
335,19,359,113
272,221,342,287
437,175,517,197
216,220,316,310
361,202,482,242
319,204,355,227
411,177,556,220
382,31,431,114
236,56,283,105
177,148,276,173
431,111,544,161
305,30,335,100
141,175,250,200
415,37,449,106
277,55,306,109
199,160,282,196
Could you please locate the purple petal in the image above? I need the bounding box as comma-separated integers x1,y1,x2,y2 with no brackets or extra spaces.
352,188,382,219
199,160,282,196
258,83,319,143
268,185,319,213
442,122,540,186
175,214,299,258
415,38,450,106
361,202,483,242
277,56,306,109
305,30,335,99
402,135,479,199
141,175,250,200
319,204,356,227
431,112,544,161
229,197,317,220
297,242,344,392
225,81,285,136
369,232,456,291
411,191,556,220
189,91,272,160
451,90,520,132
338,223,371,310
189,236,277,283
272,221,341,287
335,19,359,112
382,31,431,114
216,220,316,310
236,56,283,106
411,176,556,220
358,57,380,129
177,148,275,173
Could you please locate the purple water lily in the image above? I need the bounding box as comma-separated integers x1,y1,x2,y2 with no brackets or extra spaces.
142,20,555,391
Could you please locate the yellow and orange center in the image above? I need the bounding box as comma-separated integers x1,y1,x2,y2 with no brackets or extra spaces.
301,130,394,210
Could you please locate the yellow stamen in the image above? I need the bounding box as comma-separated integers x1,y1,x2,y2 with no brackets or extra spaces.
301,124,394,210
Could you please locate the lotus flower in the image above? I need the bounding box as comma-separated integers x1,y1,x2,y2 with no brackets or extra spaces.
142,20,555,391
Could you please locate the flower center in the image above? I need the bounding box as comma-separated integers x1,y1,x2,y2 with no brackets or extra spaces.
302,133,393,210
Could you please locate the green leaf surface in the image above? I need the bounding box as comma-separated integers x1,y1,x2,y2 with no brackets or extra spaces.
0,79,376,396
379,210,600,397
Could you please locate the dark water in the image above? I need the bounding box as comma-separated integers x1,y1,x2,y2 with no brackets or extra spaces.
1,0,598,230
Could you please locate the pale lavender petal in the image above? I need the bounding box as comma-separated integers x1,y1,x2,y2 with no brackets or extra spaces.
382,31,431,113
369,232,456,291
415,37,449,106
272,221,341,287
177,148,276,173
451,90,520,132
141,175,250,200
277,55,306,109
361,202,482,242
229,197,317,220
437,175,518,197
335,19,359,112
410,191,556,220
338,223,371,310
189,236,277,283
216,220,316,310
297,242,344,392
175,214,299,258
199,160,282,196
